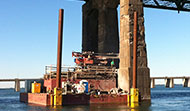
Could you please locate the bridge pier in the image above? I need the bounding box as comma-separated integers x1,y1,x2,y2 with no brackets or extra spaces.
183,78,190,87
151,78,155,88
15,78,20,92
165,78,174,88
119,0,150,100
82,0,119,53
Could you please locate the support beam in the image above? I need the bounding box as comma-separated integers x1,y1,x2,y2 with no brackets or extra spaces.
15,78,20,92
183,78,190,87
165,78,174,88
151,78,155,88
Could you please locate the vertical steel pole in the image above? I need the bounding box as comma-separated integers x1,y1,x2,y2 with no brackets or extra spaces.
133,12,138,89
56,9,64,88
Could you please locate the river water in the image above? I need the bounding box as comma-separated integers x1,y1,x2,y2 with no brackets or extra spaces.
0,85,190,111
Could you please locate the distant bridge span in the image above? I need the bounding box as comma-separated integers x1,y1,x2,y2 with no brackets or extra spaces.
151,76,190,88
0,78,42,82
151,76,190,79
0,77,190,92
0,78,43,92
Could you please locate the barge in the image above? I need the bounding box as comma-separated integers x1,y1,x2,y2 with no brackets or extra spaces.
20,9,140,106
20,53,129,106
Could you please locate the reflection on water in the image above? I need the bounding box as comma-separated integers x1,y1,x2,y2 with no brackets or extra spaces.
26,102,151,111
0,85,190,111
46,102,151,111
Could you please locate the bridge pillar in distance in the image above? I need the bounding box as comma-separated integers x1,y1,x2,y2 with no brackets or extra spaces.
119,0,150,100
15,78,20,92
165,78,174,88
151,78,155,88
183,78,190,87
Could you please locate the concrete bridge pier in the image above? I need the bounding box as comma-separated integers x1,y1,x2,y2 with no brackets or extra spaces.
119,0,150,100
15,78,20,92
165,78,174,88
151,78,155,88
183,78,190,87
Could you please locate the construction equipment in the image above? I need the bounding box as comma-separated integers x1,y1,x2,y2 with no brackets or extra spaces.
72,51,118,67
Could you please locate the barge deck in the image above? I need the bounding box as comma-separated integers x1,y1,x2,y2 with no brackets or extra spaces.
20,93,128,106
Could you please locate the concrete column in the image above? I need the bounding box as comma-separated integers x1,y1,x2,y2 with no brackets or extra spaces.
151,78,155,88
82,0,119,53
165,78,174,88
119,0,150,100
82,3,99,52
183,78,190,87
15,78,20,92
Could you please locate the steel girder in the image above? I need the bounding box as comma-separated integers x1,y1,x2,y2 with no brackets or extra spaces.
143,0,190,12
79,0,190,12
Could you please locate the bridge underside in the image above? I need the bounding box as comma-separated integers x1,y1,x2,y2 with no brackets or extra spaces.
81,0,190,12
143,0,190,12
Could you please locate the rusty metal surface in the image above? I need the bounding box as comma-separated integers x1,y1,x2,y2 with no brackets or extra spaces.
20,92,128,105
44,78,116,92
90,94,128,104
20,93,51,106
133,12,138,89
56,9,64,88
62,94,90,105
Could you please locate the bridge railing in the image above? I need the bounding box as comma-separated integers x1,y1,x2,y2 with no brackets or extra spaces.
45,65,76,74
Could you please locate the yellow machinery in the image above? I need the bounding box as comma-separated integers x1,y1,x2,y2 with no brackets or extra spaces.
31,82,41,93
54,88,62,106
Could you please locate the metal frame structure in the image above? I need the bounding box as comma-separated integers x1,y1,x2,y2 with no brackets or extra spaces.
80,0,190,12
144,0,190,12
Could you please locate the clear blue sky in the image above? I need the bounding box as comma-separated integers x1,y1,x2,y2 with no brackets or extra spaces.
0,0,190,80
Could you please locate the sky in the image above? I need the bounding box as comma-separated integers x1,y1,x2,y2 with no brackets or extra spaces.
0,0,190,87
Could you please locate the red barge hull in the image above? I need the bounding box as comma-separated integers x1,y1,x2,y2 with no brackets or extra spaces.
20,93,128,106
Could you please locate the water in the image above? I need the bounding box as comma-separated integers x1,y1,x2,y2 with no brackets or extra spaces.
0,85,190,111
